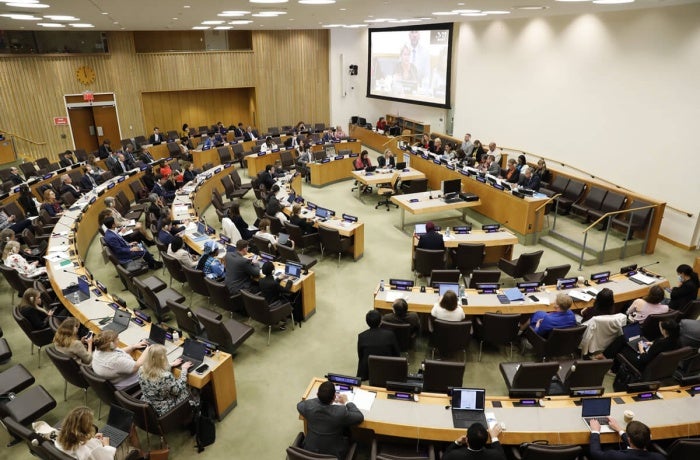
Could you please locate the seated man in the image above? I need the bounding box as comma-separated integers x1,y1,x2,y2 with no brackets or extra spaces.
589,418,664,459
518,166,541,191
151,175,175,203
356,310,400,380
523,293,576,337
383,298,420,340
296,380,364,459
103,216,161,270
148,127,165,145
258,164,276,191
443,422,505,460
59,174,82,200
8,166,25,185
59,150,75,167
417,221,445,251
224,239,260,295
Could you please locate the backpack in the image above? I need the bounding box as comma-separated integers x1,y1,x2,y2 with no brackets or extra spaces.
194,400,216,452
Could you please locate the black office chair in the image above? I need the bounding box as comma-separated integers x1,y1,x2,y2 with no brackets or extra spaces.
414,248,445,280
422,360,464,393
468,269,501,288
512,443,583,460
368,355,408,388
499,362,560,398
431,319,472,362
473,312,521,361
523,264,571,286
653,438,700,460
429,269,460,287
498,250,543,281
448,243,485,279
552,359,612,395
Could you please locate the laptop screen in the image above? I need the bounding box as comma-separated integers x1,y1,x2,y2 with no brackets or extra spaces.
316,208,329,219
285,262,302,278
623,323,642,341
113,310,131,326
415,223,427,235
78,276,91,297
438,283,460,297
581,397,611,417
149,324,167,345
106,404,135,433
451,388,485,411
197,222,207,234
182,339,207,361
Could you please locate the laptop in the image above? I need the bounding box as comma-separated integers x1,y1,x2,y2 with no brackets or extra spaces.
315,208,330,222
451,388,487,428
103,309,131,334
414,223,427,235
178,339,207,372
581,397,614,433
437,283,460,297
146,324,167,346
365,166,377,173
284,262,303,280
623,322,648,350
190,222,209,241
396,161,406,170
100,404,135,448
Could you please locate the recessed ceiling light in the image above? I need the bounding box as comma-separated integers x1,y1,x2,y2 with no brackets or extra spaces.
343,24,367,28
101,12,109,15
461,12,487,16
113,21,119,24
555,0,592,2
432,12,457,16
192,26,209,29
0,14,41,20
322,24,341,28
452,9,480,14
44,15,80,21
389,19,421,23
70,23,95,28
364,18,394,23
252,11,287,16
37,22,65,27
339,8,346,11
214,26,233,29
229,20,253,24
218,11,250,17
517,5,549,10
183,5,191,8
172,17,178,20
483,10,510,15
7,3,49,8
249,0,288,3
202,20,225,24
298,0,335,4
593,0,634,3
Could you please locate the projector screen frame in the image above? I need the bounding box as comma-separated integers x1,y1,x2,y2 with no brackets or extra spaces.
367,22,454,109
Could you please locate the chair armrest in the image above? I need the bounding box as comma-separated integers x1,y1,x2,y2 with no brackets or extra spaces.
291,431,305,448
524,327,546,356
511,445,524,460
650,441,669,457
345,441,358,460
498,258,516,272
616,352,642,378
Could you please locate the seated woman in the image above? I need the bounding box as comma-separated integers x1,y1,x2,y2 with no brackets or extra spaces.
611,319,680,375
3,240,46,278
500,158,520,183
431,290,465,328
265,185,288,224
167,236,198,269
53,317,93,365
182,161,197,183
256,218,294,253
196,241,225,281
668,264,699,311
91,330,148,391
55,406,116,460
626,285,668,323
523,293,576,337
581,288,615,323
289,204,317,235
376,117,387,131
516,154,527,172
377,149,395,168
383,298,420,339
139,344,191,416
18,184,40,217
259,261,301,327
228,202,256,240
41,189,63,217
18,287,55,330
0,228,41,262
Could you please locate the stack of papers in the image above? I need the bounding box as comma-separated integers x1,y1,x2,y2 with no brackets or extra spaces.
569,291,593,302
630,273,656,285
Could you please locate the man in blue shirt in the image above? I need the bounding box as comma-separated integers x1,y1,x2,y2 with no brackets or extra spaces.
524,293,576,337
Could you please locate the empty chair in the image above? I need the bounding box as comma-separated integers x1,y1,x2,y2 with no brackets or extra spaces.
45,346,89,404
240,289,294,345
0,364,35,397
2,415,43,450
181,265,210,306
467,269,501,289
12,306,53,367
539,175,570,198
473,312,521,361
611,200,653,240
133,276,185,322
0,385,57,426
371,437,435,460
195,307,254,354
512,443,582,460
414,248,445,279
571,186,608,220
500,361,559,397
498,250,543,281
555,179,586,214
431,319,472,362
251,234,273,254
653,438,700,460
166,300,203,337
375,172,399,211
288,432,357,460
401,178,428,194
230,168,251,191
588,191,627,226
429,269,460,287
449,243,485,279
279,150,296,171
523,264,571,286
422,360,464,393
524,325,587,361
161,252,188,287
276,243,317,270
555,359,613,393
368,355,408,388
0,338,11,364
379,321,412,353
217,146,232,164
318,226,352,265
204,277,245,317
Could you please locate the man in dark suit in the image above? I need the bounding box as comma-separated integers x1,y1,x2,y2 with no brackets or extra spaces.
110,153,130,176
8,167,24,185
148,127,164,145
589,418,664,459
122,144,138,165
443,422,506,460
59,174,82,200
296,380,364,459
258,164,276,191
103,216,161,269
151,175,175,202
104,151,119,172
356,310,400,380
233,122,245,138
59,151,75,167
517,167,541,191
265,184,282,216
98,139,112,159
139,149,155,164
417,221,445,251
243,126,257,142
80,164,102,190
224,239,260,295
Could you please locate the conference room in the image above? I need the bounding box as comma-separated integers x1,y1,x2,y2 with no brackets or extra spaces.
0,1,699,459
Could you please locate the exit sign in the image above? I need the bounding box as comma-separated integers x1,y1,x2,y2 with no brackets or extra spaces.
53,117,69,126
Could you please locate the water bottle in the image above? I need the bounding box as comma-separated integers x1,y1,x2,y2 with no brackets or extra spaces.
172,330,180,342
72,290,80,304
379,280,385,292
445,227,451,237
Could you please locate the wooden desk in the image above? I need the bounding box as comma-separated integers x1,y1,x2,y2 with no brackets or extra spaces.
308,156,356,187
0,139,15,165
45,175,239,420
289,203,365,261
391,191,482,232
245,151,283,177
410,229,518,266
351,168,425,201
349,125,400,154
374,273,670,315
301,378,700,444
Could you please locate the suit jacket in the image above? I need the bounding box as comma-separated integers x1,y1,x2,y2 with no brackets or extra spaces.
98,144,112,159
111,161,129,176
80,174,99,192
59,183,81,200
9,173,24,185
149,133,164,145
377,156,395,168
59,157,74,167
417,231,445,251
105,154,119,172
356,328,400,380
104,229,138,264
296,398,364,459
522,173,541,191
589,432,664,460
487,162,501,176
258,171,275,191
224,250,260,294
442,441,506,460
243,131,255,142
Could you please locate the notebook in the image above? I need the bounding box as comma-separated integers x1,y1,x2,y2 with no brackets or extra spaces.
146,324,167,346
100,404,134,448
103,309,131,334
504,287,525,302
177,339,207,372
451,388,487,428
581,397,614,433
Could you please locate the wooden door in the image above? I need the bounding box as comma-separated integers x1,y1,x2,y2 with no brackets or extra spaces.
92,105,121,146
68,106,98,153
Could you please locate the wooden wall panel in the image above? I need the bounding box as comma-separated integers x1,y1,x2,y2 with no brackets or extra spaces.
0,30,329,161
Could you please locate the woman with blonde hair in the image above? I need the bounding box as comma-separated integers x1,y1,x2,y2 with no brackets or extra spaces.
3,240,47,277
54,317,93,364
91,330,147,391
139,344,191,415
55,406,115,460
42,188,63,217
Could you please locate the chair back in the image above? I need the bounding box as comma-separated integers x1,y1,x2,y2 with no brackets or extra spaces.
318,226,342,254
283,222,307,249
276,243,302,265
115,264,139,297
380,321,412,352
280,150,295,169
161,252,188,285
453,243,485,276
368,355,408,388
545,176,569,195
429,269,460,287
432,319,472,360
45,346,89,391
617,200,653,228
80,365,119,408
204,277,244,315
166,300,201,336
480,312,521,347
422,360,464,393
196,308,230,349
561,180,585,202
643,346,694,381
251,235,273,254
560,359,612,389
666,438,700,460
521,444,582,460
414,248,445,277
240,289,276,325
582,187,608,210
641,310,680,341
182,265,210,297
2,415,41,448
12,305,53,348
217,146,232,164
114,390,163,436
221,175,236,199
511,362,560,390
600,191,627,214
0,264,27,295
542,325,587,359
513,250,544,278
266,214,282,235
540,264,571,285
403,178,428,194
468,269,501,288
681,300,700,321
286,446,337,460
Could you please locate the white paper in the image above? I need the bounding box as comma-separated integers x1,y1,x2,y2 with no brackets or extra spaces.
569,290,593,302
48,244,70,253
630,273,656,285
350,388,376,411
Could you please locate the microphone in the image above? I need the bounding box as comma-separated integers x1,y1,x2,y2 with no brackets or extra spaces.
639,261,660,271
62,268,86,278
87,316,113,322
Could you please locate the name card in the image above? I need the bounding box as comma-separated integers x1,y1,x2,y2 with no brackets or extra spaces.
257,152,266,156
107,183,115,189
321,158,330,164
342,213,358,223
349,153,359,158
214,167,222,173
459,169,470,176
43,173,53,180
446,164,455,170
432,159,441,165
476,176,486,183
117,176,126,182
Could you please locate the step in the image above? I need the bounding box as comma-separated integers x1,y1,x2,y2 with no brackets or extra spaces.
547,230,599,257
539,235,599,267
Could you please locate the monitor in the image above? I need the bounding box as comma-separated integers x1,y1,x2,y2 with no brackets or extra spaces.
324,145,336,157
442,178,461,196
78,276,91,297
438,283,459,297
396,161,406,170
315,208,330,219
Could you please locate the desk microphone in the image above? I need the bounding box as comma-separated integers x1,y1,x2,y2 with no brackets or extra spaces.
62,268,84,277
638,261,660,272
87,316,113,322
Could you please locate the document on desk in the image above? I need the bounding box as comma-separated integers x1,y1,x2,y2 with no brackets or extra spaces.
630,272,656,285
384,291,408,303
48,244,70,253
569,291,593,302
350,388,376,411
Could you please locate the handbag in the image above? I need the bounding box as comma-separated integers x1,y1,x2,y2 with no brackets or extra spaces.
124,258,148,273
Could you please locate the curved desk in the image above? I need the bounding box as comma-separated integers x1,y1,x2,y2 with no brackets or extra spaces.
410,229,518,266
45,168,239,420
301,378,700,445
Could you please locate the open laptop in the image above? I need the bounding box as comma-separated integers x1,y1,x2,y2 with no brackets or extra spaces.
284,262,303,280
146,324,167,346
414,223,427,235
315,208,330,222
451,388,487,428
178,339,207,373
437,283,460,297
100,404,135,448
190,222,209,241
103,309,131,334
622,322,648,351
581,397,614,433
396,161,406,170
